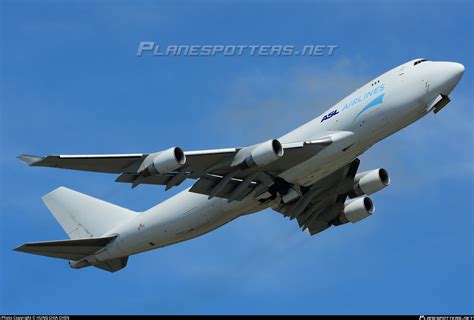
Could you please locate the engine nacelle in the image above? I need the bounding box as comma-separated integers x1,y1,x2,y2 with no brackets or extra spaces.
349,168,390,198
235,139,284,169
140,147,186,176
333,197,375,225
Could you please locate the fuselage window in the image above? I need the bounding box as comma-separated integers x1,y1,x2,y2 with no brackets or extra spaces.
371,79,381,86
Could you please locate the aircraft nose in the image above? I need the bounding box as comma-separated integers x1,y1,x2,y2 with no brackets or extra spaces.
435,61,465,95
450,62,465,80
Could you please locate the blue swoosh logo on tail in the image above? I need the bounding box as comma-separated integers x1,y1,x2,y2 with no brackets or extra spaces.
353,93,385,121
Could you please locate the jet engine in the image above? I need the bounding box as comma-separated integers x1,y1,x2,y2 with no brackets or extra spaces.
139,147,186,176
349,168,390,198
332,197,375,225
235,139,284,169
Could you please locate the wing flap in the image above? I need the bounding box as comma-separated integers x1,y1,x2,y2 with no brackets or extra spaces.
115,172,172,185
189,175,256,201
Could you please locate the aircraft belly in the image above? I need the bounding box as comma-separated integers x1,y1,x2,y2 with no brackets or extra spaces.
109,190,260,256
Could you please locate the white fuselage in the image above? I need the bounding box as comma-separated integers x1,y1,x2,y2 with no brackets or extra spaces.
88,59,464,264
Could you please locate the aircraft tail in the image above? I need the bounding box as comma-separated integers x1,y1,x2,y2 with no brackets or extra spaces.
42,186,136,239
15,187,136,272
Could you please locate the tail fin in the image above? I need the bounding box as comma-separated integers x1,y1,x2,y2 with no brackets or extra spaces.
42,187,135,239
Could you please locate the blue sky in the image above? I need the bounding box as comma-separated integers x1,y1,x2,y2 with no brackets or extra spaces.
1,0,473,315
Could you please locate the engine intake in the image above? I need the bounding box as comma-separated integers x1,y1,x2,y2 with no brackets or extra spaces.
349,168,390,198
140,147,186,176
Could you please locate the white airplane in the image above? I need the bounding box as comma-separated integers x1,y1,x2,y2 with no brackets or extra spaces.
16,58,464,272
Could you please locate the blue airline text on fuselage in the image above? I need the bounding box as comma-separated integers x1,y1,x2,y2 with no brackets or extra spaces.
320,109,339,123
341,83,385,112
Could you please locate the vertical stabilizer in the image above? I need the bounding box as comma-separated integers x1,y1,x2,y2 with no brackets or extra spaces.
42,187,135,239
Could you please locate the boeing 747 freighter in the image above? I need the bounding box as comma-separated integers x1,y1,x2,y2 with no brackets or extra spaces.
16,58,464,272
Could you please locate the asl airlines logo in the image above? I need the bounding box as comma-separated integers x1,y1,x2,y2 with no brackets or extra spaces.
321,109,339,123
341,83,385,112
352,93,385,122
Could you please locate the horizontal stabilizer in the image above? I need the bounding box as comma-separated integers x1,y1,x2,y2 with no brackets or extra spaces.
14,235,117,261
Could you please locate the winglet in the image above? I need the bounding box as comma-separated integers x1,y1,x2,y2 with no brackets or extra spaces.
17,154,45,166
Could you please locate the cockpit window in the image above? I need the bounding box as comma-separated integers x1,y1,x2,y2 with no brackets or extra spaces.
414,59,428,66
